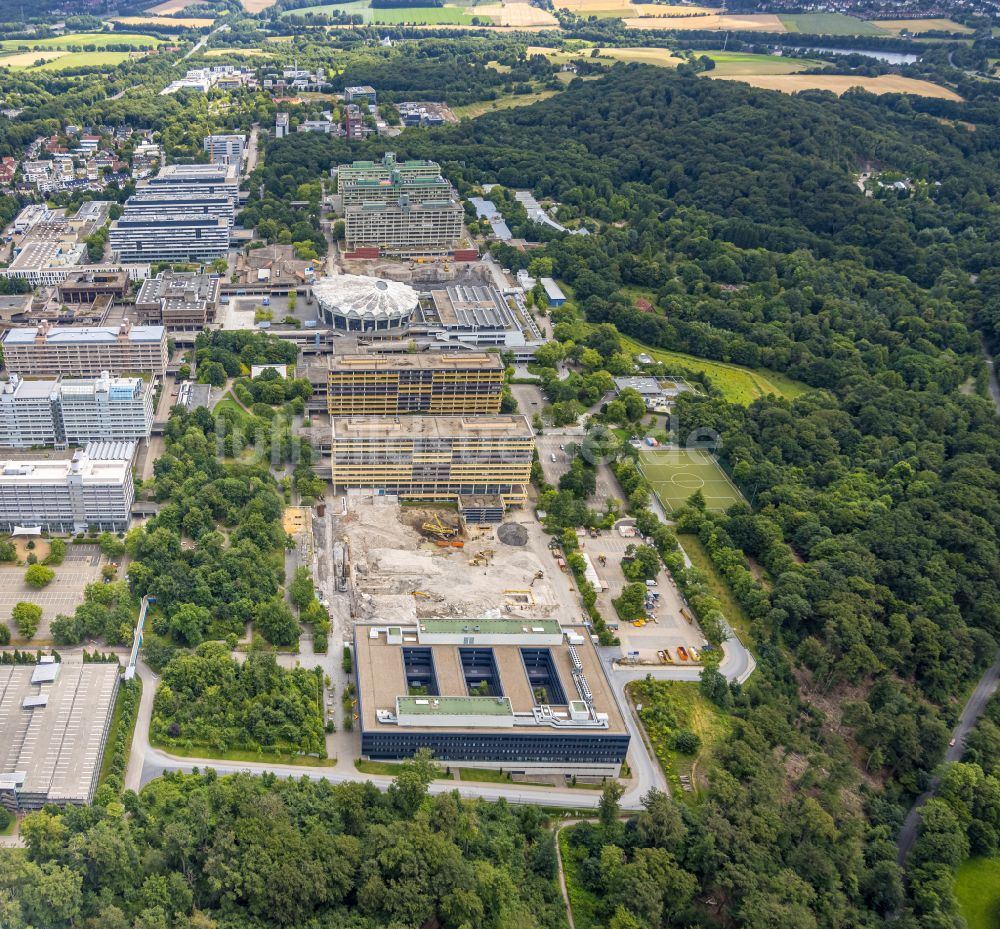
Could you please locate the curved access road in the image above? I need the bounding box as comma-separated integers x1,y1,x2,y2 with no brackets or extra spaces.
898,649,1000,866
126,662,658,812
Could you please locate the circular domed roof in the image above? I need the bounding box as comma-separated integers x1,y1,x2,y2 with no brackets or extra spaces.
312,274,418,322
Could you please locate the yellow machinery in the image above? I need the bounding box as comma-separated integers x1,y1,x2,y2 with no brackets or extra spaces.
422,515,458,540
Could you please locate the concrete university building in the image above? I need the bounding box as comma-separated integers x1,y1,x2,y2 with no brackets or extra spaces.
354,619,629,775
135,270,221,335
324,352,504,415
344,197,463,256
338,153,452,206
0,440,135,533
109,214,229,263
0,660,119,810
0,372,155,448
329,414,533,505
203,133,246,166
2,320,168,377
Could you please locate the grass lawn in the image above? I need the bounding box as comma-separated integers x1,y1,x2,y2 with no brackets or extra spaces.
558,828,603,929
0,32,167,49
778,12,887,34
679,533,755,643
98,675,142,788
874,17,973,34
455,766,606,788
955,858,1000,929
214,391,250,419
626,678,729,799
453,88,560,117
616,332,810,405
153,739,338,767
0,812,14,836
354,759,455,778
639,448,745,514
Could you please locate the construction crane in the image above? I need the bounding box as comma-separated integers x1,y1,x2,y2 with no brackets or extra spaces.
422,515,457,540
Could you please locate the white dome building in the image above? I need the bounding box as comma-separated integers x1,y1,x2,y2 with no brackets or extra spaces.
311,274,418,332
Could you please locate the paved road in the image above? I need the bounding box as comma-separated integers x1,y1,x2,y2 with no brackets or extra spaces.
244,123,259,178
897,354,1000,865
897,651,1000,865
183,24,227,61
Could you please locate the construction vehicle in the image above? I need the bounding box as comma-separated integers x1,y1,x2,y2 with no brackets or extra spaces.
681,608,694,624
412,590,430,598
633,619,645,628
422,515,458,540
529,570,544,588
598,554,607,567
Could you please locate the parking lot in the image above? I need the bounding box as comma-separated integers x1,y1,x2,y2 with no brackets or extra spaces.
511,383,545,418
582,528,706,666
534,435,574,486
0,545,104,641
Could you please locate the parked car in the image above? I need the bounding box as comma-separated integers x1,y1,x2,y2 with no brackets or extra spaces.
677,646,689,661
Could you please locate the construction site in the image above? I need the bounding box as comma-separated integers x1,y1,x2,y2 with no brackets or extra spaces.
327,495,582,627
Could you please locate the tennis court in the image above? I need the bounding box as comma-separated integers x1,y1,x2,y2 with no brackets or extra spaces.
638,448,745,513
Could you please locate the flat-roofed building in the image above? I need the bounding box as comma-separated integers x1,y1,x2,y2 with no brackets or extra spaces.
344,197,463,255
57,269,130,305
330,414,532,504
58,374,154,445
134,270,221,333
0,376,59,447
203,133,246,166
109,214,229,263
138,163,238,200
2,320,168,377
338,153,440,186
326,352,504,414
0,440,135,532
341,173,453,207
0,662,120,810
124,190,236,228
354,619,628,774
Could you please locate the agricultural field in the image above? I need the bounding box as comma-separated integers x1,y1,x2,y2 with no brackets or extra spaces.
710,70,962,99
872,17,973,34
0,32,168,50
240,0,279,10
283,0,491,22
616,332,809,404
778,12,885,35
474,1,558,26
638,447,745,514
624,12,785,31
113,14,215,27
555,0,716,16
147,0,204,11
706,50,823,76
0,50,66,67
452,87,559,116
203,47,275,57
527,44,682,67
954,858,1000,929
0,49,140,70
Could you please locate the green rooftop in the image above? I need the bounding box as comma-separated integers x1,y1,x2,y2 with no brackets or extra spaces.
397,696,514,716
419,618,562,636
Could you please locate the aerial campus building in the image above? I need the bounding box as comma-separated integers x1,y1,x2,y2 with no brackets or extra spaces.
0,373,154,448
344,197,464,255
1,320,168,377
337,152,436,186
0,441,135,533
311,274,418,332
354,619,629,775
0,660,119,810
338,153,452,206
135,270,221,334
329,414,532,504
109,214,230,263
203,133,247,167
325,352,504,415
137,163,239,200
123,190,236,228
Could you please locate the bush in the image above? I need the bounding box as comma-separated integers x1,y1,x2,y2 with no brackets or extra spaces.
313,629,328,653
12,601,42,639
0,622,9,645
24,564,55,588
44,538,66,566
342,646,353,674
0,806,11,831
669,728,702,754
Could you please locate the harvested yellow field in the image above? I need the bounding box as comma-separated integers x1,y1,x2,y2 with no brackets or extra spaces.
204,47,275,57
241,0,278,10
873,17,972,34
527,43,681,66
476,2,559,26
556,0,714,11
625,12,784,30
710,71,961,99
0,49,67,66
148,0,203,11
114,14,215,26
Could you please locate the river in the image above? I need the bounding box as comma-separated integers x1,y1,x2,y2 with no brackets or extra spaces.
784,46,920,64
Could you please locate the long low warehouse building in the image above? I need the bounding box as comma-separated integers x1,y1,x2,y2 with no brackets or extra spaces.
354,619,629,776
0,661,119,810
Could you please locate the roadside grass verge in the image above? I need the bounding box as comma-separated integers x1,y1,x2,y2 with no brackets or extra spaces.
955,858,1000,929
679,533,756,644
354,759,454,779
152,740,338,767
